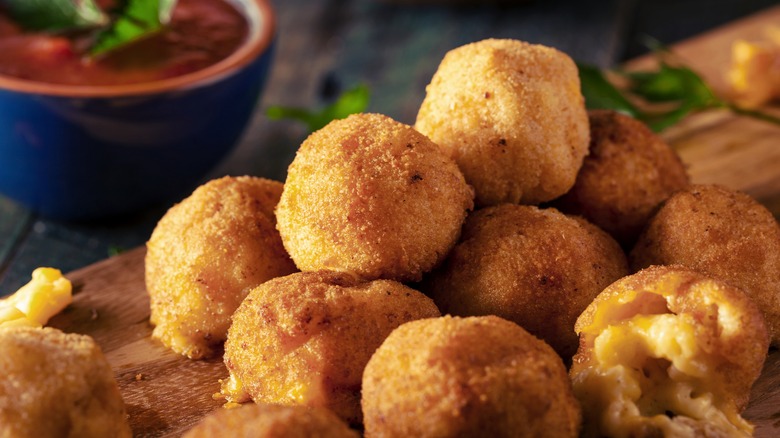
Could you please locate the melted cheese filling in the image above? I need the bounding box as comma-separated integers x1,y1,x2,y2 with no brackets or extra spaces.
574,313,753,437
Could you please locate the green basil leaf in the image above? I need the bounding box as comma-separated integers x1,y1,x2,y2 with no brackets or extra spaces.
0,0,108,31
577,63,639,117
639,102,697,132
107,245,126,257
266,106,321,131
317,84,371,130
624,65,688,102
625,63,719,107
90,0,177,57
673,64,720,107
267,84,371,133
577,37,780,132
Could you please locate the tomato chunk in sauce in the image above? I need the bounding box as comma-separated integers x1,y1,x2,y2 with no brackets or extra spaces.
0,0,249,86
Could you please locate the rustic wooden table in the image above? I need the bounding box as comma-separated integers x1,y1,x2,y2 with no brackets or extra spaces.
0,0,777,293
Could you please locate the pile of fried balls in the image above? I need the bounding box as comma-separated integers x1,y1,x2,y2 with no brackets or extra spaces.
143,38,779,437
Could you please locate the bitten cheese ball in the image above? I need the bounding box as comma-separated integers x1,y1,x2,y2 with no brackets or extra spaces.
276,113,474,282
571,265,769,437
146,176,297,359
361,315,581,437
425,204,628,360
415,38,589,206
554,110,690,248
0,327,132,438
183,403,359,438
631,184,780,346
219,271,441,425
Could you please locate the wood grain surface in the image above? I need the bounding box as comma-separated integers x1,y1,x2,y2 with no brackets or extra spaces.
45,5,780,437
630,5,780,217
50,247,227,437
48,246,780,437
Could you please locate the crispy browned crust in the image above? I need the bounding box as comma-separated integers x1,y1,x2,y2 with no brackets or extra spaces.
146,176,297,359
0,327,132,438
183,403,359,438
223,271,441,425
554,110,690,248
423,204,628,360
415,38,589,206
276,113,474,283
361,315,581,437
630,184,780,346
572,265,769,411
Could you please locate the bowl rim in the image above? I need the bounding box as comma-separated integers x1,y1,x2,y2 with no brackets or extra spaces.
0,0,276,98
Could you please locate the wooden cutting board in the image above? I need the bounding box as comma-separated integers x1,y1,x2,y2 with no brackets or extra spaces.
50,246,780,437
628,5,780,218
47,6,780,437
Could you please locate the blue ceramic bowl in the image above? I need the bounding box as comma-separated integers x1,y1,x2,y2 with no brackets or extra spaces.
0,0,275,220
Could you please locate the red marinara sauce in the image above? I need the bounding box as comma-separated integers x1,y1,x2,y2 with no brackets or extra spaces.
0,0,249,86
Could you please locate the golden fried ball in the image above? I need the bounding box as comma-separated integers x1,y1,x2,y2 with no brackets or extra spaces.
415,38,589,207
553,110,690,248
219,271,441,425
630,184,780,346
0,327,132,438
146,176,297,359
571,265,769,437
361,315,581,437
424,204,628,360
276,113,474,282
183,404,358,438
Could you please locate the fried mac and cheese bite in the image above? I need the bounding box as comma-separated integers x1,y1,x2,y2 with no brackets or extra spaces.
361,315,581,437
425,204,628,360
219,270,440,425
631,184,780,347
146,176,297,359
183,403,358,438
275,113,474,282
415,38,589,206
0,327,132,438
571,265,769,438
554,110,690,248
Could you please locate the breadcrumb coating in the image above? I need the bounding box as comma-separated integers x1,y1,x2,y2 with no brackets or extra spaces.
361,315,581,437
554,110,690,248
276,113,474,282
415,38,589,206
220,270,440,425
146,176,297,359
424,204,628,360
631,184,780,346
0,327,132,438
183,403,358,438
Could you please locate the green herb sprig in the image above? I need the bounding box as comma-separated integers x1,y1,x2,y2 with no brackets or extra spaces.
578,42,780,132
266,84,371,133
0,0,107,31
0,0,177,57
92,0,177,56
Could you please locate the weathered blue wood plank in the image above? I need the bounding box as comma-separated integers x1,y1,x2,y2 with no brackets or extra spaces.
0,195,32,283
0,206,165,295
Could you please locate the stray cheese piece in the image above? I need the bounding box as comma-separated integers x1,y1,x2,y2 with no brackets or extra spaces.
0,305,36,327
0,267,72,328
727,26,780,108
